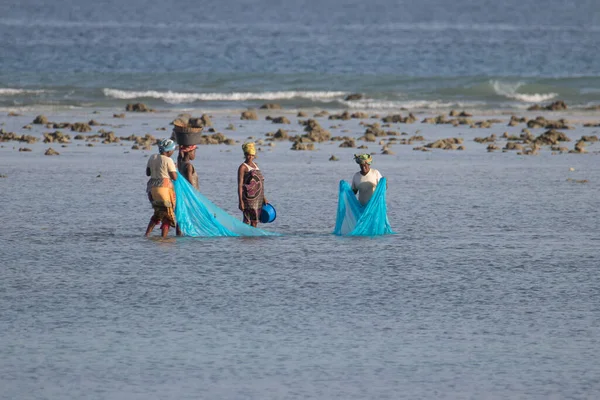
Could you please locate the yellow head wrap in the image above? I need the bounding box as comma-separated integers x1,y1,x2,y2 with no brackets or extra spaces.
242,142,256,155
354,153,372,165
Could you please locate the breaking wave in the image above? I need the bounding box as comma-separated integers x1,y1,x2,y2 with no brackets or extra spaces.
103,89,347,104
491,80,557,103
0,88,47,95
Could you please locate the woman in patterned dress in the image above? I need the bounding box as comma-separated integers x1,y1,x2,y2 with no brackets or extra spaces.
237,142,268,227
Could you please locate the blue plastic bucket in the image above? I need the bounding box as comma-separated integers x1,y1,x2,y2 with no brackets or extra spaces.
260,203,276,223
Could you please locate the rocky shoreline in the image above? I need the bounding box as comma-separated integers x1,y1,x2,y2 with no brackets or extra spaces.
1,101,599,158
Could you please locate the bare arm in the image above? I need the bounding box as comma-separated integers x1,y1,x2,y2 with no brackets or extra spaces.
169,171,177,181
185,164,194,184
237,164,247,211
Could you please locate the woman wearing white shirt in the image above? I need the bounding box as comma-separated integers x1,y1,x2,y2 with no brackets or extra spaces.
145,138,178,237
351,153,383,206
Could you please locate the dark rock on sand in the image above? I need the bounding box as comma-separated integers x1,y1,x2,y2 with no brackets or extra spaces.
71,122,92,133
425,138,463,150
471,120,493,129
51,122,72,129
580,135,599,142
362,133,377,142
100,131,120,144
260,103,282,110
273,129,289,140
44,131,71,143
474,134,497,143
33,115,48,124
271,116,291,124
329,155,339,161
381,113,417,124
113,113,126,118
328,111,352,120
0,131,38,143
527,100,568,111
19,147,32,152
45,148,60,156
339,138,356,148
533,130,571,146
344,93,363,101
508,115,527,126
572,140,587,153
504,142,524,151
201,114,213,127
241,110,258,120
300,119,330,142
291,141,315,151
351,112,370,119
126,103,153,112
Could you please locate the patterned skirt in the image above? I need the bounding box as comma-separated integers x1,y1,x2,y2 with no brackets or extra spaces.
242,170,264,224
147,178,176,227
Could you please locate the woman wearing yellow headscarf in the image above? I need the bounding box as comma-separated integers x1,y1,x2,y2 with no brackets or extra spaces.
237,142,269,227
351,153,383,206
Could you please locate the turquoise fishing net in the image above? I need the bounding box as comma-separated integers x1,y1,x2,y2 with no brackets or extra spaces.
173,172,278,237
333,177,394,236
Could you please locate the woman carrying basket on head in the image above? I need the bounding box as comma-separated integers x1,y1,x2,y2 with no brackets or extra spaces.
237,142,268,227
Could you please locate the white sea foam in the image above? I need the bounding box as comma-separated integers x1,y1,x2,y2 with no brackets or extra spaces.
491,80,557,103
342,99,486,110
103,89,347,103
0,88,46,95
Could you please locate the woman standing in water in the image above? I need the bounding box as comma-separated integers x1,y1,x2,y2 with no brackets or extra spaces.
237,142,268,227
145,139,178,237
351,153,383,206
177,144,199,190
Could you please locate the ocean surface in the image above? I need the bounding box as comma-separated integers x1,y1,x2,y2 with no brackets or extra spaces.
2,109,600,399
0,0,599,111
1,0,600,399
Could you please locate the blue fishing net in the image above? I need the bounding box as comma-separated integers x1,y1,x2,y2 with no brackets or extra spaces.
173,172,278,237
333,177,394,236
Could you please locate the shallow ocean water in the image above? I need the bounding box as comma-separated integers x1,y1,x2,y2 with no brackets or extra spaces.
1,110,600,399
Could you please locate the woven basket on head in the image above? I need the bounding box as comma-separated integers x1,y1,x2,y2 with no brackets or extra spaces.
173,119,203,133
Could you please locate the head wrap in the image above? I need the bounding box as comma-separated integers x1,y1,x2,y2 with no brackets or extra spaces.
158,138,176,154
179,144,197,153
354,153,373,165
242,142,256,156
